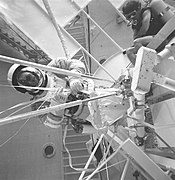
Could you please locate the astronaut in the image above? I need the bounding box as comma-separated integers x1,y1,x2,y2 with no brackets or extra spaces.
7,58,89,129
7,58,131,135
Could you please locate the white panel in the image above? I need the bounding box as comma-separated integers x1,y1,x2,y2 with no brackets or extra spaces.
34,0,91,27
74,0,91,8
34,0,79,27
0,0,80,59
94,51,130,87
122,139,171,180
131,47,156,94
108,0,126,9
149,154,175,170
152,59,175,147
88,0,133,72
0,62,64,180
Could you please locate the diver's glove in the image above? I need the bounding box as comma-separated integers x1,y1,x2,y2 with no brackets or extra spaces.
69,78,84,94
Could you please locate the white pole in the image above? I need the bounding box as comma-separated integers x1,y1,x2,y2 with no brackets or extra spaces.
0,92,118,126
65,0,120,83
70,0,124,52
120,158,130,180
82,10,124,52
78,134,104,180
133,93,145,150
42,0,70,59
153,73,175,92
156,124,175,129
127,115,155,129
85,138,124,180
0,55,114,83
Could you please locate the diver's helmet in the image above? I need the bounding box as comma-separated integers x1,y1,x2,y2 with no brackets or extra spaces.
122,0,141,20
7,64,47,95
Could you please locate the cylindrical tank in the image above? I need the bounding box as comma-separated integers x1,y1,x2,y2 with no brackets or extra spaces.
150,0,174,25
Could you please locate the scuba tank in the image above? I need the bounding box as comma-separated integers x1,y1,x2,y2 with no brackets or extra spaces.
150,0,174,25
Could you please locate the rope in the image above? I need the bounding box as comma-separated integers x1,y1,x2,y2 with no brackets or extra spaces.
0,55,115,83
0,84,59,91
78,134,104,180
0,99,34,116
42,0,70,59
62,124,94,172
0,91,120,126
83,159,127,180
101,133,115,163
0,95,51,148
84,142,125,180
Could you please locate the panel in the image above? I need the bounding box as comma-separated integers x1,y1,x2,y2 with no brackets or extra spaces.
34,0,91,27
0,0,80,59
0,62,64,180
34,0,79,27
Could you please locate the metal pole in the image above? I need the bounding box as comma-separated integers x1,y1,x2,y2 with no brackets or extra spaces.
0,55,114,83
153,131,175,154
66,0,119,83
153,73,175,92
120,158,130,180
0,92,118,126
85,140,123,180
42,0,70,59
147,91,175,105
133,93,145,150
127,116,155,129
78,134,104,180
70,0,124,52
156,124,175,129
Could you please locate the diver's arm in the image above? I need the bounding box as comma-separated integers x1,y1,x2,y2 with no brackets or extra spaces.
134,35,154,46
134,9,151,38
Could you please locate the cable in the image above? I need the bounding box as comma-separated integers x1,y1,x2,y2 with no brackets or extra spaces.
62,124,94,172
42,0,70,59
81,50,91,75
83,159,127,180
0,99,34,116
0,95,51,148
85,6,92,73
0,118,29,148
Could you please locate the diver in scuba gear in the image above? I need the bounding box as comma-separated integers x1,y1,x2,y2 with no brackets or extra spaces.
122,0,164,39
122,0,174,65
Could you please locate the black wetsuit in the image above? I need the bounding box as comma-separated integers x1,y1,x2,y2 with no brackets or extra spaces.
133,6,171,52
133,7,164,39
